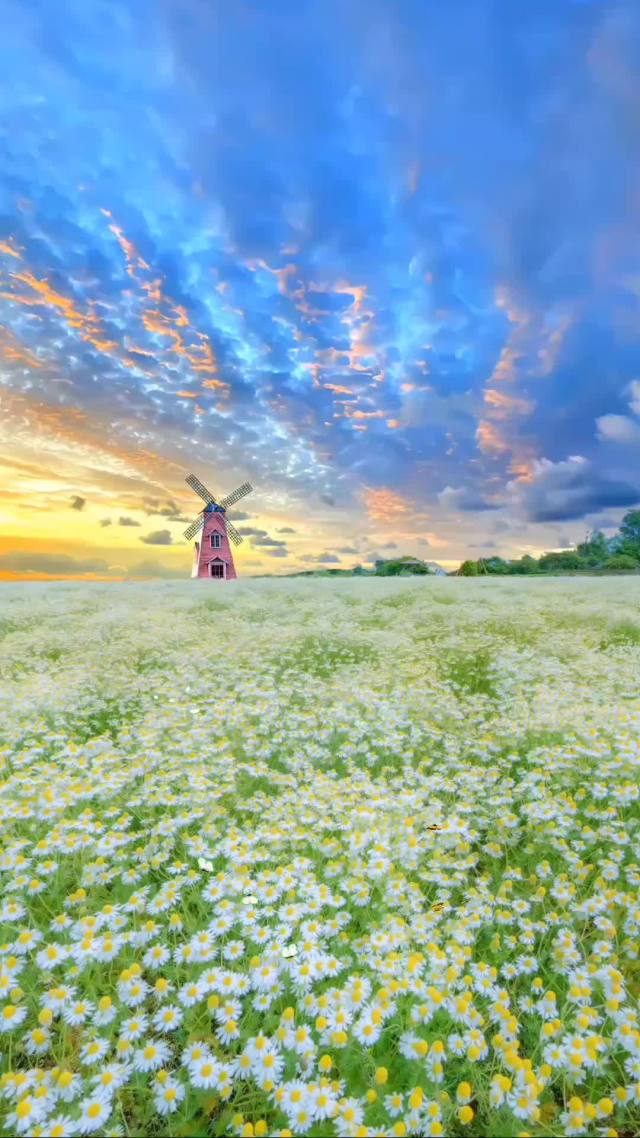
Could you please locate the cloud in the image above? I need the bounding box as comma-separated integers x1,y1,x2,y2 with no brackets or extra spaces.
277,526,296,534
252,536,287,547
263,547,288,557
1,0,639,567
142,499,190,521
118,515,141,526
70,495,86,511
100,518,112,527
596,414,640,445
140,529,173,545
514,455,639,522
0,552,109,574
127,559,185,578
338,545,358,554
438,486,500,512
236,526,286,548
362,488,411,521
300,552,341,563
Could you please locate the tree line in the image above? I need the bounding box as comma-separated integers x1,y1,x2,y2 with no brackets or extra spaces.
457,509,640,576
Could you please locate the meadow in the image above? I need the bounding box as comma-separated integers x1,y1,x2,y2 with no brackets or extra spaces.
0,577,639,1138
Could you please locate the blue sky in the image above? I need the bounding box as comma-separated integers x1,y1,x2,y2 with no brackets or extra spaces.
0,0,639,575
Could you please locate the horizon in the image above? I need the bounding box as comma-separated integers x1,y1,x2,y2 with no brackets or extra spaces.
1,0,639,580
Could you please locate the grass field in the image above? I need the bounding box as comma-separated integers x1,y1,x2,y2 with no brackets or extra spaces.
1,577,639,1137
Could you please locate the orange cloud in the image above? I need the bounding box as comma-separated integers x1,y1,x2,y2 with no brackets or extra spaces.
476,420,510,455
246,257,298,297
507,455,536,483
102,210,151,278
484,388,535,418
0,271,119,355
323,383,354,395
345,407,385,420
537,311,574,376
362,486,411,520
101,211,229,396
0,325,42,370
0,240,21,260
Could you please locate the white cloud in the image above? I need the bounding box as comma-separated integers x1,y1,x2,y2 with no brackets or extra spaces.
626,379,640,417
596,414,640,445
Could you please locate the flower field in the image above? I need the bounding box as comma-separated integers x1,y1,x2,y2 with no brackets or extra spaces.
1,577,640,1138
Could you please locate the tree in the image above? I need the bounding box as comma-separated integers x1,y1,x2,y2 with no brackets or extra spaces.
576,530,608,565
484,556,509,574
619,510,640,560
508,555,538,574
539,551,582,572
620,509,640,544
604,553,639,571
459,559,479,576
376,558,430,576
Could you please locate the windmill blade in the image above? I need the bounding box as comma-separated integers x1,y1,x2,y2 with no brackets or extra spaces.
184,513,205,541
186,472,217,505
225,519,243,546
220,481,253,510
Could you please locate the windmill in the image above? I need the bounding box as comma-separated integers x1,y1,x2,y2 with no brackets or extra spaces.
184,473,253,580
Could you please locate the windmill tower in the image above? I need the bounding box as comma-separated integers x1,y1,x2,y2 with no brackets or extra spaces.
184,473,253,580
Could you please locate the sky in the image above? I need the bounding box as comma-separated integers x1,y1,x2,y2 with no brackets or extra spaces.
0,0,639,578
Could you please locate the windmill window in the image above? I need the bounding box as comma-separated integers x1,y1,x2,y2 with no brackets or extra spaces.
210,562,225,578
211,533,221,548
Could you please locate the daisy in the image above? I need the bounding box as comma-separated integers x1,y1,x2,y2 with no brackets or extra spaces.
287,1102,314,1134
117,977,148,1007
53,1070,83,1103
352,1014,382,1046
333,1098,364,1136
178,980,205,1007
5,1094,48,1135
154,1077,185,1116
119,1014,148,1042
77,1095,112,1133
384,1091,405,1117
153,1005,183,1033
216,1017,241,1044
254,1049,285,1085
90,1063,130,1095
189,1055,221,1090
41,1115,78,1137
182,1041,209,1067
0,1004,28,1032
93,996,117,1027
132,1039,171,1073
79,1038,110,1066
35,944,68,970
23,1026,51,1055
63,999,94,1026
308,1084,339,1122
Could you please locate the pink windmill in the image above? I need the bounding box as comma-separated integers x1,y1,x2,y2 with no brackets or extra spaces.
184,472,253,580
